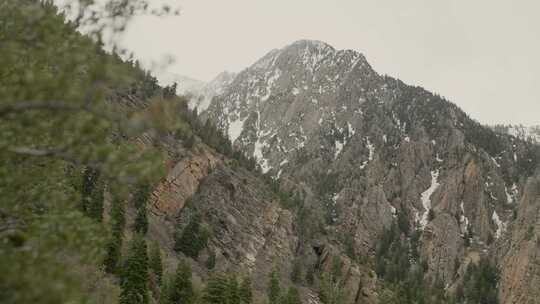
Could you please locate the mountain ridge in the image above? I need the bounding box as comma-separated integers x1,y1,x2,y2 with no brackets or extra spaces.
196,39,540,303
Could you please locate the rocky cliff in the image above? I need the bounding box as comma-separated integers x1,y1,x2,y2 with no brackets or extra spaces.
181,40,540,302
139,40,540,303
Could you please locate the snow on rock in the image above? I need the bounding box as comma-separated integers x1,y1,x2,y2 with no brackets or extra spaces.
334,140,344,159
505,186,514,204
347,122,356,137
505,125,540,143
491,157,501,168
460,201,470,234
505,183,519,204
390,205,397,218
228,116,246,143
334,124,356,159
419,170,441,230
492,211,506,239
359,138,375,169
366,137,375,161
253,139,271,173
251,110,272,174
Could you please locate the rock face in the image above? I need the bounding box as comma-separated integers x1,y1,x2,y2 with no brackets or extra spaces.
499,171,540,304
177,166,298,301
189,40,540,301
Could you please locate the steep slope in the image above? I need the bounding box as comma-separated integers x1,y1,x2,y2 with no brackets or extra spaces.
201,40,540,302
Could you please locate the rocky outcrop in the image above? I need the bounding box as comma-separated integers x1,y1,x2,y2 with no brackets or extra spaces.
152,150,220,215
499,172,540,304
176,166,299,302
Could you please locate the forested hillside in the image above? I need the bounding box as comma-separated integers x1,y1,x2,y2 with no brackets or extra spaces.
2,2,540,304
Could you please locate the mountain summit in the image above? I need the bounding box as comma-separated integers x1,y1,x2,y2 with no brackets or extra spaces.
196,40,540,303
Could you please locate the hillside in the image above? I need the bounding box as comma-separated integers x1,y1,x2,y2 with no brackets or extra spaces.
3,2,540,304
201,40,540,303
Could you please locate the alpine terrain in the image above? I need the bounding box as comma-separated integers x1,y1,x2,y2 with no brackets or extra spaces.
3,2,540,304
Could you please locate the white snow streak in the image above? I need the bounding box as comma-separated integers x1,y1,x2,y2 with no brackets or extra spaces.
460,201,469,234
366,138,375,161
334,141,344,159
492,211,506,239
419,170,440,230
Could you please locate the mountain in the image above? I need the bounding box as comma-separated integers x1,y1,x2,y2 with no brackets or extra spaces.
155,71,205,93
194,39,540,303
153,70,236,111
8,4,540,302
491,124,540,144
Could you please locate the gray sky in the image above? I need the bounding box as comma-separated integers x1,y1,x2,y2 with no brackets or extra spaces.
120,0,540,125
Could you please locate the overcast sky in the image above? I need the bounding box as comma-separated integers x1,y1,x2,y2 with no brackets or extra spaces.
119,0,540,125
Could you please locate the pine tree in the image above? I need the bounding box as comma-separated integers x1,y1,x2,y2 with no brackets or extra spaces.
81,166,100,212
103,233,122,274
87,176,105,221
268,270,281,304
203,273,251,304
170,259,195,304
226,275,241,304
133,183,151,234
203,274,230,304
81,167,104,221
239,277,253,304
175,213,209,258
134,203,149,234
104,195,126,274
319,272,346,304
159,275,174,304
149,242,163,284
206,250,216,270
120,235,150,304
282,287,302,304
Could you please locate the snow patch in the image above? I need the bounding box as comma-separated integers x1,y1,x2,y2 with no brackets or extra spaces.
491,157,501,168
390,205,397,218
334,141,344,159
419,170,441,230
253,140,271,173
505,186,513,204
366,138,375,161
492,211,506,239
460,201,469,234
359,138,375,169
228,116,246,143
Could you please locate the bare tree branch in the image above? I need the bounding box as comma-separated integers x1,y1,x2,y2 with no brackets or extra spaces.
6,146,101,168
0,101,117,120
0,102,81,117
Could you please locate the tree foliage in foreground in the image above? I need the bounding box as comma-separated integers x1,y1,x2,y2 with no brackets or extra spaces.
0,1,176,303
